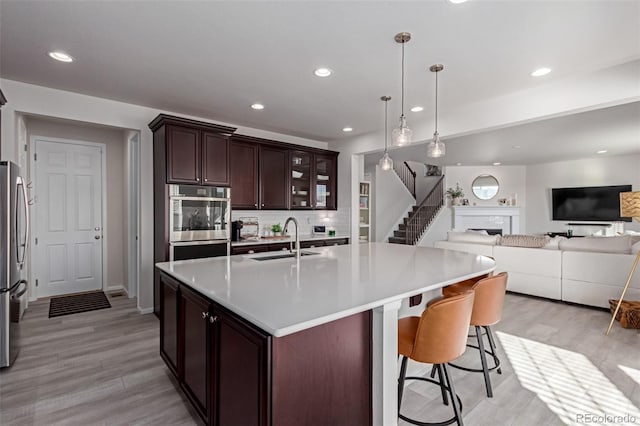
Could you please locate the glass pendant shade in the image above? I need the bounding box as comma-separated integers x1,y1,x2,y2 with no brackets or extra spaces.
392,116,412,146
426,131,445,158
379,152,393,170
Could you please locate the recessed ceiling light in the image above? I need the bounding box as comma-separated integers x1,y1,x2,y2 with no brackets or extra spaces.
314,68,332,77
597,150,607,154
448,0,468,3
342,127,353,132
410,106,424,112
250,103,264,110
493,162,501,166
531,67,551,77
512,145,521,149
48,51,73,63
456,162,462,166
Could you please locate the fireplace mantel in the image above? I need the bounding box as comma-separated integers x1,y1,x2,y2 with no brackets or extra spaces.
452,206,521,234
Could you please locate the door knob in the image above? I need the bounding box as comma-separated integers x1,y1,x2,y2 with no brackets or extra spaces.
94,235,101,240
95,227,101,231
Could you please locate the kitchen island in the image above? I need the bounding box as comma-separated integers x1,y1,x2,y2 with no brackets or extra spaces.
156,242,495,426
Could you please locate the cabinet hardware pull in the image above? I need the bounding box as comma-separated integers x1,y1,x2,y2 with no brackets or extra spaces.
254,203,257,207
204,178,208,182
202,312,209,319
209,315,219,323
248,250,255,254
261,203,265,207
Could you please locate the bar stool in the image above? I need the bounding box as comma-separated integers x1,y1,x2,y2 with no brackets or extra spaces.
398,291,475,426
435,272,508,398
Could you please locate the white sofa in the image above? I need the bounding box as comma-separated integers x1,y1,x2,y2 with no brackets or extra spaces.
434,236,640,309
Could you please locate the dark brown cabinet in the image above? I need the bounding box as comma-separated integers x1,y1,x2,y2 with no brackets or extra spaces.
159,272,270,426
158,270,372,426
181,285,212,422
230,140,259,209
165,125,230,186
217,311,270,426
259,145,288,209
202,131,230,186
314,154,337,210
229,135,338,211
167,125,200,184
160,274,180,377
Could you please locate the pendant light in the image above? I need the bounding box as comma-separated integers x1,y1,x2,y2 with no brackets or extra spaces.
379,96,393,171
391,32,413,147
426,64,446,158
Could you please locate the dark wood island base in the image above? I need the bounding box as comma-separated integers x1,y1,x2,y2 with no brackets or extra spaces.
159,271,372,426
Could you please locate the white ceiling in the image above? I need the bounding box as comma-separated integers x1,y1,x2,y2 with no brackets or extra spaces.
1,0,639,144
364,101,640,167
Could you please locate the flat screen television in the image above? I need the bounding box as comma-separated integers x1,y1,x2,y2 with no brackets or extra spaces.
552,185,632,222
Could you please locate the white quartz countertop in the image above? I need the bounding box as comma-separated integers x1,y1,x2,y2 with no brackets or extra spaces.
156,242,495,337
231,234,348,247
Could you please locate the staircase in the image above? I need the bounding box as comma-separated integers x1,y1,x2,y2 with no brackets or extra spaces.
389,175,444,245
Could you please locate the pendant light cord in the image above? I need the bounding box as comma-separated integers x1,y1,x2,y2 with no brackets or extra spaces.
384,99,389,152
401,42,405,117
434,70,438,133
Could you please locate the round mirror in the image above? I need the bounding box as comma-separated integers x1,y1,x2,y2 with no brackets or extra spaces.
472,175,499,200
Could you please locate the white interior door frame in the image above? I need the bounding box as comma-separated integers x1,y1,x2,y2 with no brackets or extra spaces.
29,135,108,299
127,132,140,303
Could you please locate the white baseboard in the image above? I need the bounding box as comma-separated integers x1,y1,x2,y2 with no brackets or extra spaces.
138,307,154,315
106,284,125,292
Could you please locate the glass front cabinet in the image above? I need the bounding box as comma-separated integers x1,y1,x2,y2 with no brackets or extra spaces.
290,151,313,209
290,152,337,210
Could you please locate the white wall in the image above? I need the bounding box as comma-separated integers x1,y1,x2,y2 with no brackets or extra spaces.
374,165,414,242
444,165,527,232
526,154,640,234
1,79,328,312
26,116,128,291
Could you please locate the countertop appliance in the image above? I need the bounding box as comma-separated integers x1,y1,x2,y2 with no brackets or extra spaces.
312,225,327,236
168,185,230,260
231,220,243,242
0,161,29,368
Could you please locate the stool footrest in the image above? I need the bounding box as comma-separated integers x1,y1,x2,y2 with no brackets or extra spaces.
399,376,463,426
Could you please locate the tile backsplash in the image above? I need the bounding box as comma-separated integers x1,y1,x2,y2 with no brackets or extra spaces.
232,208,350,236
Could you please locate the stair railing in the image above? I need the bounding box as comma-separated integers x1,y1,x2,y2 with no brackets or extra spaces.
405,175,444,245
393,161,416,198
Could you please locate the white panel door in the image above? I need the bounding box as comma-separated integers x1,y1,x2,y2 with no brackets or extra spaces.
34,139,103,297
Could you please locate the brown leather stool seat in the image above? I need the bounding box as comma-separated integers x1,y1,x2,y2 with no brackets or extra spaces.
432,272,508,398
397,291,475,426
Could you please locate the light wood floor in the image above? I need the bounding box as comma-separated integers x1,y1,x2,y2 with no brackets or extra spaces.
1,293,639,426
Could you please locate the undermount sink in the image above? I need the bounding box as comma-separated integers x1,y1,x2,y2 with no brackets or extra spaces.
251,251,319,261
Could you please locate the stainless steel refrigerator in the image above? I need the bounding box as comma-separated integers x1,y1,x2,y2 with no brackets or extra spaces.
0,161,29,368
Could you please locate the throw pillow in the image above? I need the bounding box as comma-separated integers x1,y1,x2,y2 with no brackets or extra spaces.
500,234,550,248
559,235,634,254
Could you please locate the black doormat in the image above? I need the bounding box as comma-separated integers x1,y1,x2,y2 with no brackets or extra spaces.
49,291,112,318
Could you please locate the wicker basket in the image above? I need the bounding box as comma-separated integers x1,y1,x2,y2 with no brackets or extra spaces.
609,300,640,329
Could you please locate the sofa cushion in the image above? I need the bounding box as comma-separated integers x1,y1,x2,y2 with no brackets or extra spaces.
447,231,500,245
543,236,566,250
558,235,634,254
500,234,550,248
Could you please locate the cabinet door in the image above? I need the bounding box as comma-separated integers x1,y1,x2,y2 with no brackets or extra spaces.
231,244,270,255
289,151,313,209
230,141,259,209
216,311,270,426
160,274,180,378
167,125,201,184
202,132,230,186
314,154,337,210
259,146,289,209
181,286,211,423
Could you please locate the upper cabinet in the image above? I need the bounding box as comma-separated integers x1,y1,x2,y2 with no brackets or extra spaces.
230,135,338,211
314,154,337,210
151,114,339,211
150,114,236,187
229,140,259,209
259,145,288,209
